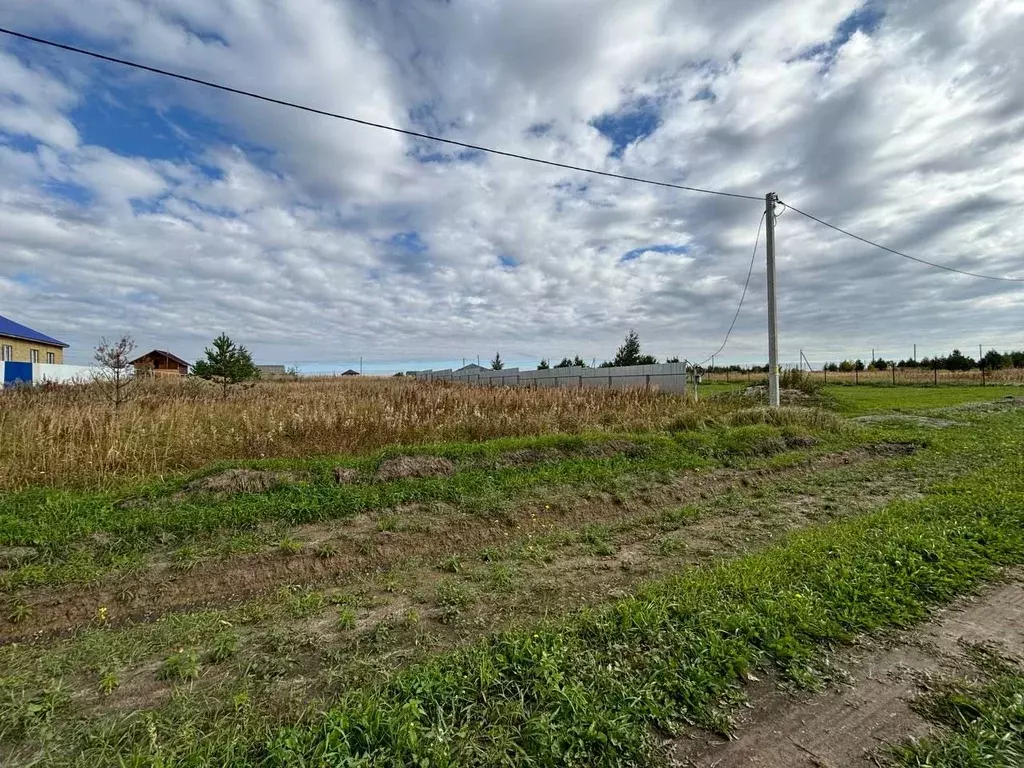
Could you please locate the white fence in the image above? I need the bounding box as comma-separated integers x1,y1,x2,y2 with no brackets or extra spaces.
411,362,690,393
1,362,102,386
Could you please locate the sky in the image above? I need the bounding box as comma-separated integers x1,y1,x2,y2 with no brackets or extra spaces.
0,0,1022,373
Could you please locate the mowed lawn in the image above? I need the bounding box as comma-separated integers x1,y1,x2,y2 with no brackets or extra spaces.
827,383,1022,414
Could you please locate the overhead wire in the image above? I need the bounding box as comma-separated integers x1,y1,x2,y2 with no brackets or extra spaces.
781,201,1024,283
696,209,767,366
0,27,763,202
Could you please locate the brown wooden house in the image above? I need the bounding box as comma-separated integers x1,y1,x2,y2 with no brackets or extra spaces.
131,350,190,377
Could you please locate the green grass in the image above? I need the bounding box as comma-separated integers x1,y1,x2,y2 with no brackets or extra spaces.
26,409,1022,767
0,425,855,590
827,384,1020,415
891,664,1024,767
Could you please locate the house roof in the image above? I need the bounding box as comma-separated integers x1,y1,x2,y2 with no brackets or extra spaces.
130,349,190,368
340,369,361,375
0,314,69,348
457,363,487,372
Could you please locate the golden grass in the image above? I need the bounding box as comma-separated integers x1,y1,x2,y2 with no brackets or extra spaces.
0,377,709,490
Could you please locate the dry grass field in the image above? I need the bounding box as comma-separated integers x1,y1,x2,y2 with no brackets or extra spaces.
0,376,708,490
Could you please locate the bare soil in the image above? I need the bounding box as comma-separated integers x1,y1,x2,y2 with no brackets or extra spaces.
375,455,455,481
185,468,301,494
669,577,1024,767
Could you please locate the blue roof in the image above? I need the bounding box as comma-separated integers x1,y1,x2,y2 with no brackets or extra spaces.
0,314,69,348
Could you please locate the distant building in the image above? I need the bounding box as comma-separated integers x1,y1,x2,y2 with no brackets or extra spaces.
131,350,190,377
0,314,68,364
340,369,361,376
457,363,487,373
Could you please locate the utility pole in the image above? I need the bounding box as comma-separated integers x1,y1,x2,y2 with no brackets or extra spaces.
360,356,363,374
765,192,780,407
913,344,917,362
979,344,983,363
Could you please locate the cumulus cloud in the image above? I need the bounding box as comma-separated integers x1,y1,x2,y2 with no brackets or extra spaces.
0,0,1022,370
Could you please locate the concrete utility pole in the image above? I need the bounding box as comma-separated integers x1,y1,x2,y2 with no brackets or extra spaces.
913,344,917,362
765,192,780,407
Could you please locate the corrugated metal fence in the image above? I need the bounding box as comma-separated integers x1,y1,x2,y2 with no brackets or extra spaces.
411,362,689,393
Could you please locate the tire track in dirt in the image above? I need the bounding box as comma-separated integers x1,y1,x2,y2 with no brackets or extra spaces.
669,576,1024,768
0,444,917,643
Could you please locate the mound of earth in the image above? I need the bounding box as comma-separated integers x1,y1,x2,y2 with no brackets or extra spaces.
185,468,298,495
493,448,565,468
579,440,651,459
376,456,455,482
742,385,814,403
333,467,361,484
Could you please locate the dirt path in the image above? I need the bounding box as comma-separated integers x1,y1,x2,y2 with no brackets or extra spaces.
669,577,1024,767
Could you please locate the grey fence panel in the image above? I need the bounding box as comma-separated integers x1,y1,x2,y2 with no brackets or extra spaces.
412,363,688,394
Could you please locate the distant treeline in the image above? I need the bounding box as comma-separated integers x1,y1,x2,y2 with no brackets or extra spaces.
824,348,1024,373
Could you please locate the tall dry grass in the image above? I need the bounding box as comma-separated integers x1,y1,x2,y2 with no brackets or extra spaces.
0,377,709,490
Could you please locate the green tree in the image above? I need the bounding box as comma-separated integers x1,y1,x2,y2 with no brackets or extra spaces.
537,358,550,370
490,352,504,370
666,357,680,364
572,355,588,368
612,330,658,367
981,349,1007,370
871,358,889,371
945,349,975,372
554,357,573,369
193,333,260,398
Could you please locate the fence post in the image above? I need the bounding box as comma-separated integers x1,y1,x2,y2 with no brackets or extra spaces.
824,367,827,384
855,368,859,385
934,364,938,386
982,366,986,387
891,363,896,386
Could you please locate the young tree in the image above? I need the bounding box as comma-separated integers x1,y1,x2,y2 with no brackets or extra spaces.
871,358,889,371
490,351,504,370
572,355,588,368
611,329,658,367
666,356,680,364
193,333,260,398
554,357,573,369
537,358,550,370
854,359,866,371
94,335,137,411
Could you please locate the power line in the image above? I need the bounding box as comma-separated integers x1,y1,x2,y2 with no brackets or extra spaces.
782,201,1024,283
697,210,767,366
0,27,762,203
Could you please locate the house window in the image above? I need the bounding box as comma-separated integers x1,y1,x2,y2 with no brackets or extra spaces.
1,345,11,361
47,352,55,364
30,349,39,363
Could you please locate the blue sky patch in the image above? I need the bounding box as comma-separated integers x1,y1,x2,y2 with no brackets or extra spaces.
388,231,428,254
791,2,885,70
40,179,92,206
498,254,518,268
621,243,689,263
591,98,662,158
